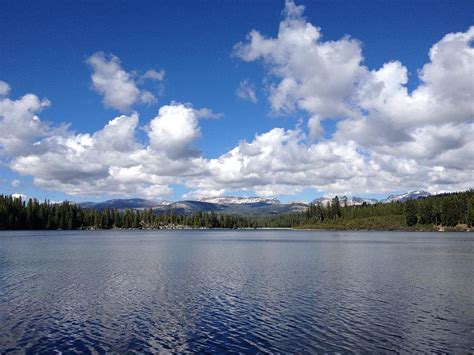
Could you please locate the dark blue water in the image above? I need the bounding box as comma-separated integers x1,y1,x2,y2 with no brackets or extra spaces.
1,230,473,353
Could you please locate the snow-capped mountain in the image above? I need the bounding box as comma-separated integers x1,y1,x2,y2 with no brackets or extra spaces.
157,200,172,206
311,196,378,206
78,196,286,215
346,196,379,205
311,191,432,205
196,196,281,205
381,190,431,203
78,190,433,214
79,198,161,210
11,193,28,200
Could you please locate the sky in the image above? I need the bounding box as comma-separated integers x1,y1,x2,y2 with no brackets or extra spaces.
0,0,473,203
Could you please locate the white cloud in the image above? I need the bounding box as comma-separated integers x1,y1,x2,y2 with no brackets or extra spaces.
139,90,157,105
234,0,365,118
87,53,141,112
307,116,323,139
4,94,208,198
1,81,472,199
335,27,474,177
194,107,223,119
143,69,165,81
98,113,138,147
0,81,11,96
227,0,473,196
87,52,162,112
236,80,258,103
0,84,52,156
11,179,20,187
186,127,391,196
0,5,472,200
148,103,201,159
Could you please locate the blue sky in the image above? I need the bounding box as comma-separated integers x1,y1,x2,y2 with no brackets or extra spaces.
0,0,473,202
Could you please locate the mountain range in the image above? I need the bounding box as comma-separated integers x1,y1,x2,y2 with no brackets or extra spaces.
311,196,379,206
78,191,432,215
380,190,432,203
79,197,307,216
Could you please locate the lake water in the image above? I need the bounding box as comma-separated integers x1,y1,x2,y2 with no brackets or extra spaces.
0,230,473,353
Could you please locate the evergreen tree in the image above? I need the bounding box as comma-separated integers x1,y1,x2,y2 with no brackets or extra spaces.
331,196,342,219
405,200,418,226
468,197,474,227
0,191,473,231
441,197,458,227
418,199,433,225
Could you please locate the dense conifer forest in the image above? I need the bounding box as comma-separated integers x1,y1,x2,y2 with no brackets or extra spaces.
0,190,473,231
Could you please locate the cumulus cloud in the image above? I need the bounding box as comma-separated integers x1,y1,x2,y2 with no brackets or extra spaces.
143,69,165,82
186,127,395,197
0,81,11,96
0,86,52,156
234,0,365,118
194,107,223,119
11,179,20,187
236,80,258,103
226,0,473,196
148,103,202,159
0,3,472,199
87,52,162,112
2,85,209,197
335,26,474,180
307,116,323,139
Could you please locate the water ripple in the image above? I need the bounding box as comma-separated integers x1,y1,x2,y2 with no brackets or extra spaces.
1,230,473,353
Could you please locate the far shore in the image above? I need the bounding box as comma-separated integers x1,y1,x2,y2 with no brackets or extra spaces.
2,226,471,233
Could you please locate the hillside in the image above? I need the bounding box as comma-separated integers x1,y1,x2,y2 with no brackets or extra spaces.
78,191,440,216
1,190,472,231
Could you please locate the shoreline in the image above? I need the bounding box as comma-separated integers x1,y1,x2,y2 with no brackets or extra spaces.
294,227,472,233
1,226,472,232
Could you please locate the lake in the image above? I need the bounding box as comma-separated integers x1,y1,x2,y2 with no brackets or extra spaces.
0,230,473,353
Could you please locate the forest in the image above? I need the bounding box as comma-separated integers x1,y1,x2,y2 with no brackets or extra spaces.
0,190,473,231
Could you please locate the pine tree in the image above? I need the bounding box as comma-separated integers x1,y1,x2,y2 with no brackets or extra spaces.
418,199,433,225
405,200,418,226
332,196,342,219
441,197,458,227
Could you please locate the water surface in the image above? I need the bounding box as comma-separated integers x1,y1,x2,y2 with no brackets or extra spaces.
1,230,473,353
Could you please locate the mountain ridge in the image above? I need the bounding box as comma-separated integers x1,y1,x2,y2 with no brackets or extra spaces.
196,196,280,205
78,190,433,215
381,190,431,203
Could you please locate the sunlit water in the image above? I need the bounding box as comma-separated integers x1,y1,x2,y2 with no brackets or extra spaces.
1,230,473,353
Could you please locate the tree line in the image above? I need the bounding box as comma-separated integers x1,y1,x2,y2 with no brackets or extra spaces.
0,195,260,230
299,191,474,230
0,190,473,231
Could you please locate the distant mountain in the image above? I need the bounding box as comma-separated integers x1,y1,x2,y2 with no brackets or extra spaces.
196,196,280,205
154,200,226,214
153,199,304,216
347,196,379,205
311,197,332,205
79,198,161,210
381,190,431,203
78,191,433,215
311,191,432,205
79,196,301,216
311,196,378,206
